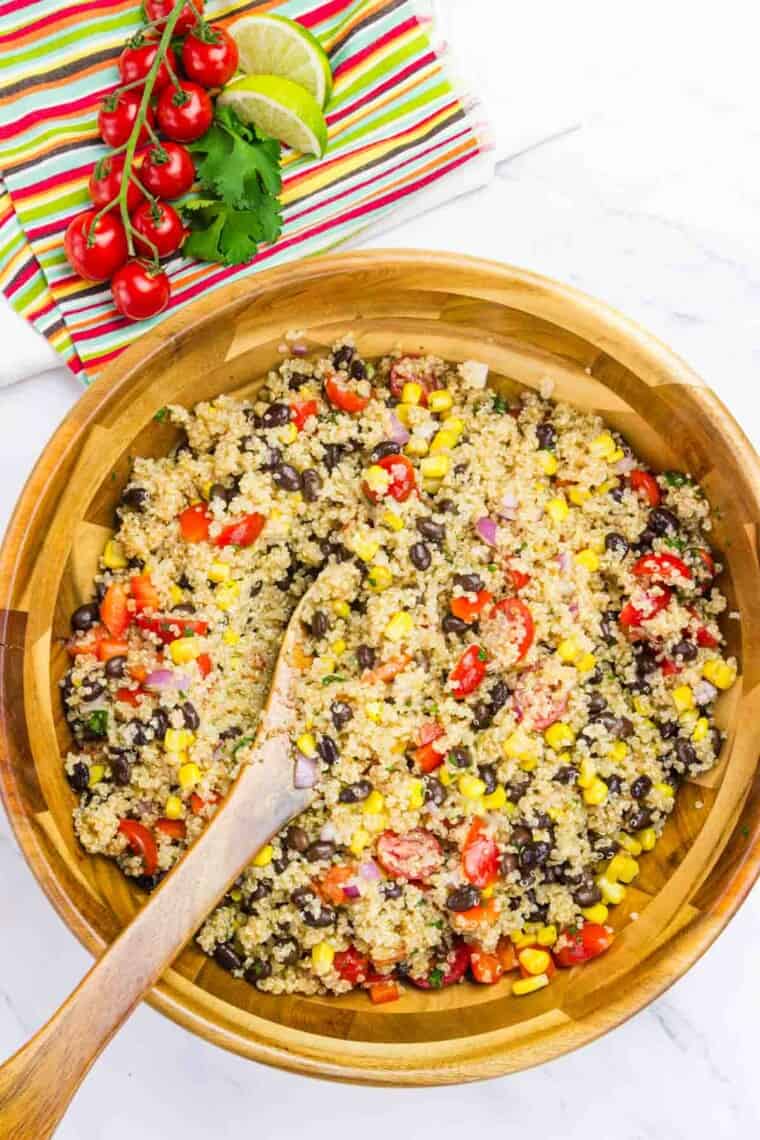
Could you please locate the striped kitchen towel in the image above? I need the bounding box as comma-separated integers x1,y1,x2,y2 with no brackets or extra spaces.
0,0,492,381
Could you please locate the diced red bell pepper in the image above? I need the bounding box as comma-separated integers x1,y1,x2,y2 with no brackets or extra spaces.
470,949,504,984
462,817,500,889
97,637,129,663
178,502,211,543
213,512,266,549
368,980,400,1004
489,597,535,660
334,946,371,986
411,721,446,772
197,653,212,678
67,625,106,657
136,614,209,644
632,552,692,583
155,818,186,840
449,644,487,698
324,375,369,413
316,864,356,905
290,398,319,430
130,572,161,612
363,454,416,503
115,686,146,706
696,625,719,648
506,564,531,591
660,658,680,676
553,922,614,968
118,818,158,875
450,590,493,623
630,469,661,507
100,582,130,638
618,587,672,628
190,791,222,815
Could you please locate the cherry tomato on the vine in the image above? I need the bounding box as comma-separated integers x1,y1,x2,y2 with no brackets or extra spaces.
140,141,196,199
111,260,170,322
181,25,239,88
144,0,202,35
88,154,143,213
98,89,156,148
131,200,186,258
118,40,177,91
64,210,128,282
156,81,213,142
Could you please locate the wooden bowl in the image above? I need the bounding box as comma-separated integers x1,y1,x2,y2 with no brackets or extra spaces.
2,251,760,1085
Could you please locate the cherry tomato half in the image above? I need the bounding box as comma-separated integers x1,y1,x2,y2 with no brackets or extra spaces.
136,614,208,644
111,260,170,322
410,721,446,773
131,200,186,258
181,24,239,88
450,590,493,623
213,512,266,548
469,949,504,984
449,643,487,698
632,551,692,583
290,398,319,431
155,818,186,840
118,819,158,875
157,81,213,143
118,40,177,91
99,582,130,638
630,469,662,507
409,940,471,989
618,586,672,629
178,502,211,542
489,597,535,660
144,0,202,35
141,142,196,199
363,453,416,503
324,374,370,413
554,922,614,968
88,154,143,213
64,210,128,282
98,89,156,148
376,829,442,882
334,946,371,986
462,817,499,889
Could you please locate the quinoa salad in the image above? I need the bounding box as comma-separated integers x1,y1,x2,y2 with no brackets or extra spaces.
61,342,737,1003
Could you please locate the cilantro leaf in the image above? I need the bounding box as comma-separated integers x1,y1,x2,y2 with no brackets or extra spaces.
189,107,282,208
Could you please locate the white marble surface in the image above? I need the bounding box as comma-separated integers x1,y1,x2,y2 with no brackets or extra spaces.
2,0,760,1135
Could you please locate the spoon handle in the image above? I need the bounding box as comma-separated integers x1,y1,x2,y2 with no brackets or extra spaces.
0,735,310,1140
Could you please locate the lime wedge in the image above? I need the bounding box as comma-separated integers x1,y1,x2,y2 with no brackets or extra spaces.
228,13,333,108
218,75,329,158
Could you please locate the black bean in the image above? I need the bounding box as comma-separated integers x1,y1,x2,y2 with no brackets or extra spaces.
339,779,372,804
606,774,623,796
574,881,602,908
479,764,498,794
448,747,471,769
673,639,698,662
67,762,89,792
245,960,272,983
261,445,282,472
446,885,481,911
272,464,301,493
246,879,273,905
553,765,577,785
80,679,105,702
301,469,322,502
442,614,468,636
416,518,445,544
182,701,200,731
588,693,607,716
273,937,300,966
625,806,652,831
409,542,431,570
286,826,309,853
634,643,658,675
675,739,697,769
600,610,619,644
424,777,446,806
350,358,367,379
332,344,355,370
134,872,165,892
317,735,339,766
303,906,336,928
208,482,230,503
127,719,148,746
262,402,291,428
305,840,335,862
585,666,604,686
470,700,492,730
104,655,126,679
489,679,509,713
356,644,376,671
382,881,403,899
453,573,483,592
71,602,100,632
511,825,532,848
519,840,551,870
536,422,557,450
617,716,634,739
119,485,148,511
369,440,399,464
437,498,456,514
331,700,353,730
649,507,679,535
659,720,679,740
214,943,242,972
630,775,652,800
220,725,242,741
605,532,629,558
290,885,317,908
310,610,329,638
634,527,657,553
507,777,531,803
323,442,345,472
287,371,309,391
110,753,132,786
149,708,169,740
500,852,519,877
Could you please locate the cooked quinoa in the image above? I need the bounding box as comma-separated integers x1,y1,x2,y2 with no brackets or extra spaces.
61,343,736,1000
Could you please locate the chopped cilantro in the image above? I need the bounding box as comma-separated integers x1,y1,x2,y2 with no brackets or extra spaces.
664,470,687,487
477,647,488,662
153,406,168,422
232,735,254,755
321,673,346,685
85,709,108,737
428,967,445,988
492,395,508,414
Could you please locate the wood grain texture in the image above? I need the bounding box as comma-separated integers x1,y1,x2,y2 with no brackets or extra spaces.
0,251,759,1087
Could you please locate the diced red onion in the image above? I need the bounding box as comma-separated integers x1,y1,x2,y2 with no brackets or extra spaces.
342,883,361,898
568,600,580,617
694,680,718,705
388,413,410,446
291,342,308,357
475,516,498,546
358,860,382,880
145,668,190,691
294,753,319,788
615,454,637,475
556,550,571,572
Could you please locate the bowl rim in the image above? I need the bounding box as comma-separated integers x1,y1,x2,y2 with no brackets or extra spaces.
2,249,759,1085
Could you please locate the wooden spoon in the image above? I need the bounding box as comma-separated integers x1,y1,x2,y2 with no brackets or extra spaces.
0,572,326,1139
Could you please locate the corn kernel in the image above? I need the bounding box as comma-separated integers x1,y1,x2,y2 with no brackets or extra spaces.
169,637,201,666
164,794,184,820
546,496,569,523
363,790,385,815
518,947,552,975
537,924,558,947
102,538,128,569
88,764,105,788
401,381,423,405
584,777,608,806
252,844,273,867
576,652,597,673
655,781,675,798
590,432,616,459
384,610,413,641
438,767,452,786
367,812,388,834
363,464,392,498
609,741,629,763
569,487,591,505
223,629,240,646
169,584,185,606
367,564,393,591
165,729,195,753
598,478,618,494
428,389,453,413
578,757,596,789
405,436,429,458
616,832,643,856
429,430,457,455
633,695,650,716
350,828,371,855
481,884,495,899
509,929,535,948
575,548,600,572
407,779,425,810
582,903,609,923
382,509,404,531
279,422,298,445
178,762,201,790
638,827,657,851
539,451,558,476
503,727,537,763
296,732,317,757
333,600,351,618
458,773,486,800
420,454,449,479
597,875,626,905
482,785,507,811
607,852,639,883
351,534,381,563
702,658,736,690
394,403,411,426
422,479,442,494
556,638,577,664
208,560,230,584
692,716,709,743
365,701,384,724
512,974,550,996
545,722,575,750
311,941,335,974
672,685,695,713
215,580,240,612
